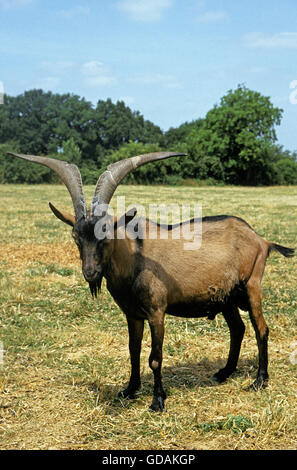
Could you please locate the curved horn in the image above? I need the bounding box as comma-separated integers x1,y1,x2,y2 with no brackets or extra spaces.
7,153,87,221
91,151,187,215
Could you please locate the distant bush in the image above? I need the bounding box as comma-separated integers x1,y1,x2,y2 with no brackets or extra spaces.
274,157,297,185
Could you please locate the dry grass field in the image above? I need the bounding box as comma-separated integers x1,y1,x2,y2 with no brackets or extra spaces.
0,183,296,450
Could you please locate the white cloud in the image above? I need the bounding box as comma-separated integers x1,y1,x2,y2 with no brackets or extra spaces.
244,32,297,49
196,10,228,24
0,0,35,8
36,62,76,90
57,5,90,19
82,61,117,87
117,0,172,22
130,73,182,89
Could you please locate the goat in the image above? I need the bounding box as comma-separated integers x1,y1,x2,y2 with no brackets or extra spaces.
8,151,295,412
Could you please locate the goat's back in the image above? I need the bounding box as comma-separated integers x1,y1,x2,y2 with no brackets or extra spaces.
131,215,268,307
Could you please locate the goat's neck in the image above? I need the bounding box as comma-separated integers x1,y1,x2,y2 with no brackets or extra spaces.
106,236,136,282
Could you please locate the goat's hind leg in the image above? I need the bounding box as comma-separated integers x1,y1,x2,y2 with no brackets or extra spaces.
213,304,245,383
119,316,144,399
247,279,269,390
148,314,166,412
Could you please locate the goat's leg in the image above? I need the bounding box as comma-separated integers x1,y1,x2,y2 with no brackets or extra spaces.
247,279,269,390
213,305,245,383
148,315,166,412
119,316,144,399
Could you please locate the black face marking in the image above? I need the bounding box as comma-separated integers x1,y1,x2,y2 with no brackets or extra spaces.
73,217,106,297
74,217,99,241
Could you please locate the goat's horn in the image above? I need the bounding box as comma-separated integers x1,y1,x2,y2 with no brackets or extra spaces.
7,153,87,221
91,151,187,215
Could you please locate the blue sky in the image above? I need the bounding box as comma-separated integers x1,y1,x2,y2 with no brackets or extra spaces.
1,0,297,151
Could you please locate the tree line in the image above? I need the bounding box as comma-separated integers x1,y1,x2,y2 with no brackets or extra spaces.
0,85,296,185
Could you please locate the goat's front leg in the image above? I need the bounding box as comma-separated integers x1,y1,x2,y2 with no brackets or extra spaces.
148,314,166,412
119,316,144,399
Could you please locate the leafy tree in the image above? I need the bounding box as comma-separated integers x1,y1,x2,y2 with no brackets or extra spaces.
46,93,97,160
95,98,163,153
164,119,203,148
0,90,165,182
275,157,297,184
187,85,283,184
0,90,98,160
0,90,55,155
268,146,297,185
61,137,82,166
1,86,296,185
102,141,172,184
0,95,18,145
0,141,52,183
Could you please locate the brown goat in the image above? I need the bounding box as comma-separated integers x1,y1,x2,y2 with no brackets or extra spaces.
8,151,294,411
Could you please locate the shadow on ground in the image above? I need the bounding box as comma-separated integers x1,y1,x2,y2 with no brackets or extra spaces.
85,356,258,411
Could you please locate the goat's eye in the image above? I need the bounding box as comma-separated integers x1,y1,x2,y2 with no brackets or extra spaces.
72,232,80,246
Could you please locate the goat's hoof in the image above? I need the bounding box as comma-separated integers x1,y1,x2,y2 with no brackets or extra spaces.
118,387,139,400
149,396,165,412
249,377,268,391
212,369,231,383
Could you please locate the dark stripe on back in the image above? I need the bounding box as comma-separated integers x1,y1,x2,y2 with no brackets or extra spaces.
155,215,253,231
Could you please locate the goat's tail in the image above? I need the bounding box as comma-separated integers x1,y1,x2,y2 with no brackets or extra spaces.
268,243,295,258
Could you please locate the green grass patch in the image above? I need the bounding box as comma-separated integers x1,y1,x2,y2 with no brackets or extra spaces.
25,262,75,277
198,414,253,434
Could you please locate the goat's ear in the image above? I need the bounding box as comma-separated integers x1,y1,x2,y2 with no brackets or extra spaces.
49,202,75,227
114,207,137,231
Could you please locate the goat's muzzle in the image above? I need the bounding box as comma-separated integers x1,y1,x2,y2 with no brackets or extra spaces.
82,267,103,298
83,268,101,283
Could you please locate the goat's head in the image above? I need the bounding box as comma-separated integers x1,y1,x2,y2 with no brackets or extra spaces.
49,202,137,296
8,151,186,296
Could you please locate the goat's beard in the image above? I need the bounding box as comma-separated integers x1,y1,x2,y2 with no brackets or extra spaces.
89,273,103,298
